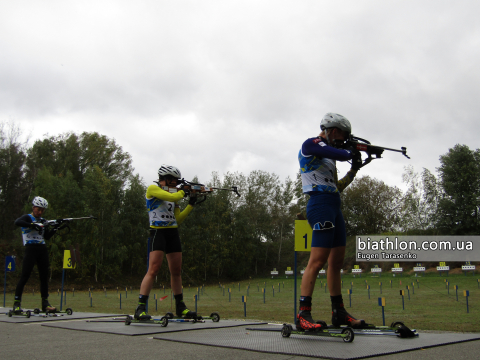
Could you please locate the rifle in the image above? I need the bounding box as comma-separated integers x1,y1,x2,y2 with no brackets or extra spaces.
343,135,410,168
34,215,97,235
155,179,241,204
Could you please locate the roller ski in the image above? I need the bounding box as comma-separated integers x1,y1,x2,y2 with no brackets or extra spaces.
327,321,417,338
164,298,220,323
124,314,168,327
164,311,220,323
330,304,416,338
8,302,32,318
32,308,73,317
287,309,354,342
33,299,73,317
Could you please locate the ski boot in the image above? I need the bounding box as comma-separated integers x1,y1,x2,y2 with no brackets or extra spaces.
134,305,151,321
12,301,22,315
296,310,328,331
176,301,197,319
332,304,369,329
42,298,57,313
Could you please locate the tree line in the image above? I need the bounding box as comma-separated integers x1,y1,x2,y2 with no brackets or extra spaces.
0,122,478,284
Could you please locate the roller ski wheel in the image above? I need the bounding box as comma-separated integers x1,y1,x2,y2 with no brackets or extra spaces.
281,324,292,338
210,312,220,322
8,310,12,317
341,328,355,343
391,321,417,338
165,312,174,319
33,308,40,314
195,312,220,322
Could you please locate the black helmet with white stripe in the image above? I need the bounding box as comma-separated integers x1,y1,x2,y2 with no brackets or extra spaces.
32,196,48,209
158,165,182,179
320,113,352,135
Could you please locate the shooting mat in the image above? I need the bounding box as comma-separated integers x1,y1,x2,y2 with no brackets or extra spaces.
41,317,267,336
0,310,124,323
152,324,480,360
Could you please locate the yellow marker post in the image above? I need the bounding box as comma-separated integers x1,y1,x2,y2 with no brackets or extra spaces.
294,220,312,251
60,250,77,311
464,290,470,313
378,297,386,325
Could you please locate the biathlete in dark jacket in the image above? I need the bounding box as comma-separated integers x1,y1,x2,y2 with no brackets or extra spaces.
297,113,369,331
13,196,57,313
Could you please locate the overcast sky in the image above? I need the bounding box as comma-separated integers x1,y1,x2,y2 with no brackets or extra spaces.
1,1,479,191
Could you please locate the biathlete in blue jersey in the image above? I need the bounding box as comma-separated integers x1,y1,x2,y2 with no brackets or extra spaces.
297,113,368,331
135,165,197,320
13,197,57,313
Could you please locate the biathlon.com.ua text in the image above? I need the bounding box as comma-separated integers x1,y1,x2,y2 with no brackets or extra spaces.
355,236,479,261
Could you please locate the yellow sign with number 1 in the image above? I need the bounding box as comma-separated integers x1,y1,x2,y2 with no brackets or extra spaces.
63,250,76,269
295,220,313,252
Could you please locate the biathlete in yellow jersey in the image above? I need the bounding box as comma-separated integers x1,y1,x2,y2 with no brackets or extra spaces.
135,164,197,320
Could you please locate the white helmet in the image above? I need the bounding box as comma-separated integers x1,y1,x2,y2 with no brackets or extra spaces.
32,196,48,209
158,164,182,179
320,113,352,135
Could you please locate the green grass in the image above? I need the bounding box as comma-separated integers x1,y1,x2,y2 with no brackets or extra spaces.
3,273,478,332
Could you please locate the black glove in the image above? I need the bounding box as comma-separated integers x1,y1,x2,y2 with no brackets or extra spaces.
179,185,190,196
351,151,363,171
188,196,197,206
31,223,44,235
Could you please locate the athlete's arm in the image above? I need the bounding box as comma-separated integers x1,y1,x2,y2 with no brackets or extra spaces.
14,214,34,228
336,170,357,192
175,204,194,225
146,185,185,202
302,138,353,161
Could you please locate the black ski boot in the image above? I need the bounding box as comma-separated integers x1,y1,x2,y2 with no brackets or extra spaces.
12,301,22,314
176,301,196,319
134,305,151,320
296,310,327,331
332,303,367,328
296,296,327,331
42,298,56,313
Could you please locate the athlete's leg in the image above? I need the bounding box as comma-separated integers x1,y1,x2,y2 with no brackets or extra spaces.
36,246,51,299
35,246,56,311
14,246,36,303
167,252,195,317
327,246,345,296
300,247,330,297
329,212,364,327
166,252,182,295
139,250,164,296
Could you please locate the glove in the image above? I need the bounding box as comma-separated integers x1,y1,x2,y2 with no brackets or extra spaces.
351,150,363,171
31,223,43,231
188,196,197,206
179,185,190,196
31,223,44,235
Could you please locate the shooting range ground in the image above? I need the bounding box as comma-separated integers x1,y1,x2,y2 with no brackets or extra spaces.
2,273,477,332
